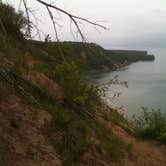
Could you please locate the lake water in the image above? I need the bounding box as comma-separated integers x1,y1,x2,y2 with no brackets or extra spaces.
91,48,166,117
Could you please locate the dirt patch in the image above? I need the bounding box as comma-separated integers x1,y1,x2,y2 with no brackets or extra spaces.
23,71,63,102
24,53,42,69
99,117,166,166
0,52,13,66
0,95,61,166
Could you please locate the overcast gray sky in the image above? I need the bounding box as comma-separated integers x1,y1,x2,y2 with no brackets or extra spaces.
7,0,166,49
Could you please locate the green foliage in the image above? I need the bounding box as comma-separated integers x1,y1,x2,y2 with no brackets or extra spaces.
126,143,133,158
103,108,131,133
54,62,87,105
0,22,146,164
32,63,54,77
42,106,94,165
95,123,125,160
29,41,155,71
0,1,28,38
106,50,155,64
157,133,166,144
43,105,126,164
130,108,166,144
54,62,101,112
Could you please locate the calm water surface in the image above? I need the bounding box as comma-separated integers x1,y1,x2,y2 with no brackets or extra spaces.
91,48,166,117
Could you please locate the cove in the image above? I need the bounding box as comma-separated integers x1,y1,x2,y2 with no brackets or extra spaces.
91,48,166,117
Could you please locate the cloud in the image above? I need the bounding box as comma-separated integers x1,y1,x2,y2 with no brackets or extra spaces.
8,0,166,49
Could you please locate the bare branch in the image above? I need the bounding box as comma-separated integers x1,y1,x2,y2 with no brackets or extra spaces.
22,0,31,38
45,6,59,41
18,0,22,11
35,0,109,40
28,9,43,40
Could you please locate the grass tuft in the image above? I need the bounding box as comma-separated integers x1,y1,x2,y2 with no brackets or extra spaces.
130,108,166,144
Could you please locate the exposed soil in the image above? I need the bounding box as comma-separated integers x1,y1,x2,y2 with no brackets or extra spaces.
0,95,165,166
99,117,166,166
23,70,63,102
0,96,61,166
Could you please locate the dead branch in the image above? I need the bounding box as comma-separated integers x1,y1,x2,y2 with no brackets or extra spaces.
16,0,109,41
29,0,109,41
45,5,59,41
22,0,31,38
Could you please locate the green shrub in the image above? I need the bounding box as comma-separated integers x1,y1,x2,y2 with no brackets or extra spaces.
94,123,125,161
43,106,126,164
42,107,94,165
54,62,87,104
53,62,101,117
130,108,166,144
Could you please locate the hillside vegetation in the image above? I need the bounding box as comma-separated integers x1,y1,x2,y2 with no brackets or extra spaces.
0,2,165,166
0,34,131,166
30,41,155,71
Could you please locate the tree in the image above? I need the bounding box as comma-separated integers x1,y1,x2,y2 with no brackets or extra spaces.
0,1,28,38
3,0,109,41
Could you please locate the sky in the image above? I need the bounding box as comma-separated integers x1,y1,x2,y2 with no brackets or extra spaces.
6,0,166,49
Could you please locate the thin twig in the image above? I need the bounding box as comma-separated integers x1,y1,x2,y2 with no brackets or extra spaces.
45,6,59,41
35,0,109,40
22,0,31,38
